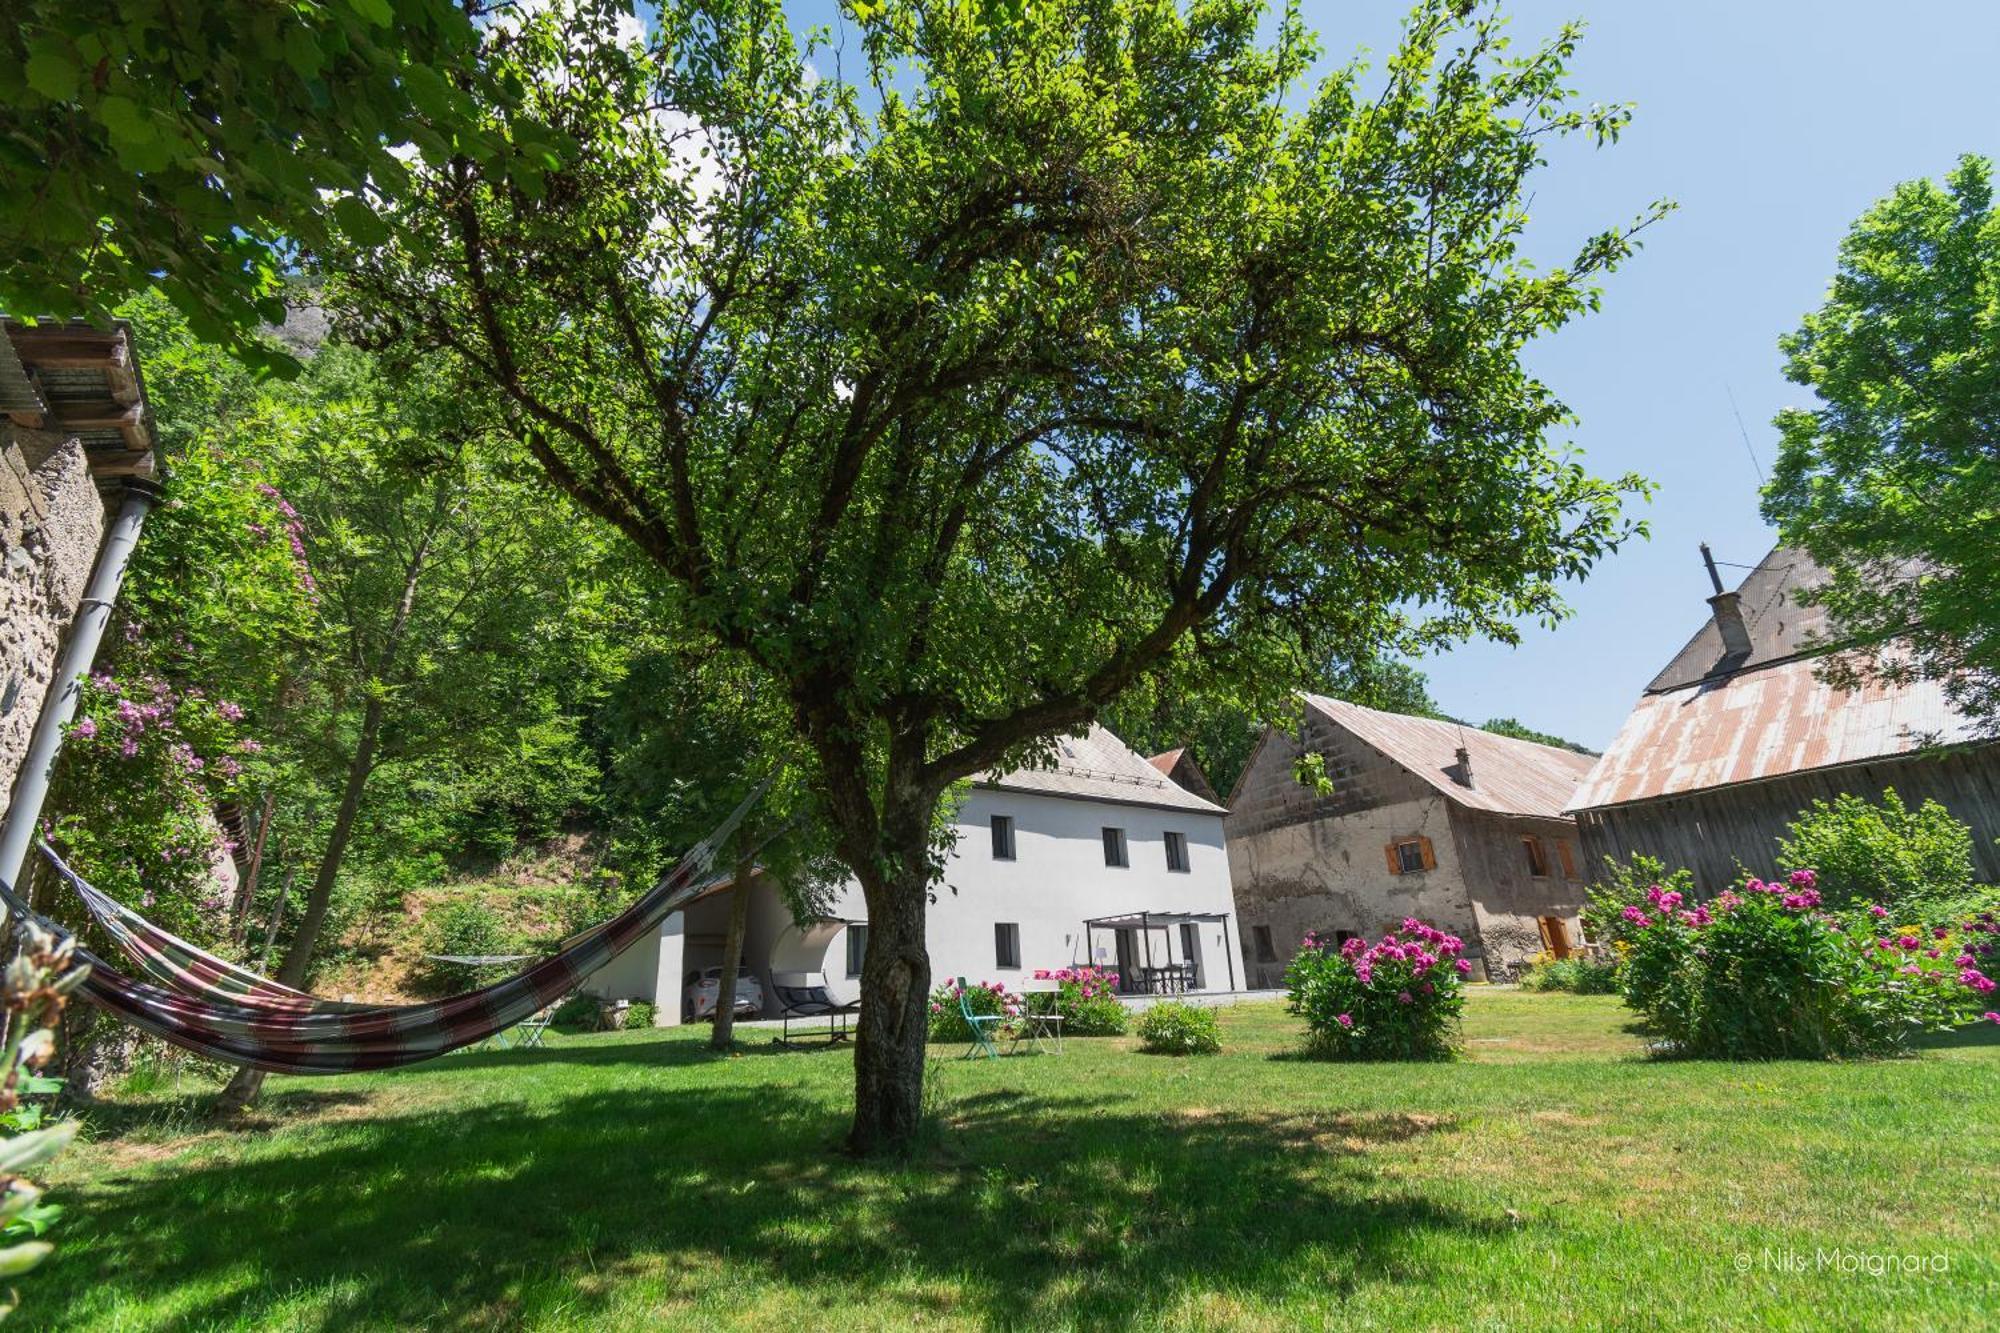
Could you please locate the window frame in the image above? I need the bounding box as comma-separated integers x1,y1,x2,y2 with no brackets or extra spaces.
990,813,1016,861
1102,826,1128,868
994,921,1021,970
1394,840,1426,874
844,923,869,978
1522,835,1551,879
1163,830,1189,873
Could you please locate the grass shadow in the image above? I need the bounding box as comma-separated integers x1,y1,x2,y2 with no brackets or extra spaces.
33,1078,1498,1330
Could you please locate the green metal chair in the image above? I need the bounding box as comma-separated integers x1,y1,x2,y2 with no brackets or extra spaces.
955,978,1005,1060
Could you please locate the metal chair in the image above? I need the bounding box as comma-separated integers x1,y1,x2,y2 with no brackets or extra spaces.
772,972,858,1048
955,978,1006,1060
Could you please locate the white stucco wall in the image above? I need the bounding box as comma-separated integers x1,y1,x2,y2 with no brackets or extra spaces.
816,787,1240,1004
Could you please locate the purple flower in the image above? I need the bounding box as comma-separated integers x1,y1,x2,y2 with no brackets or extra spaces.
1396,990,1413,1005
72,717,97,740
217,701,245,721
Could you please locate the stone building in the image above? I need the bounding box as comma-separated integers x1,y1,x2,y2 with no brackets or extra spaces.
0,320,158,880
1226,695,1597,985
1570,546,2000,889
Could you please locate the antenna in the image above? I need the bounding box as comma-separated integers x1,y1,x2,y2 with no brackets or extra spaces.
1725,384,1765,485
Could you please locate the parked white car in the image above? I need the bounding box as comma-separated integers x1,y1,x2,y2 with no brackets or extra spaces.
684,966,763,1021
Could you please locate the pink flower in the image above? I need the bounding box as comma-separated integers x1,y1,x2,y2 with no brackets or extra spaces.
1396,990,1413,1005
1788,869,1817,889
1622,906,1652,928
1985,1012,2000,1025
1336,1013,1353,1028
1869,904,1890,919
1454,958,1472,975
1898,936,1921,951
217,701,245,721
72,717,96,740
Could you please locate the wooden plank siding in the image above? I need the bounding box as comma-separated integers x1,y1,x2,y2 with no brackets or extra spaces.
1574,745,2000,894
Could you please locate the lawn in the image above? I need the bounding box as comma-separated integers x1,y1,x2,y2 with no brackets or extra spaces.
25,990,2000,1331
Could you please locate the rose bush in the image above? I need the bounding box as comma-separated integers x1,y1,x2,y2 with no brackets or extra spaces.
926,978,1021,1043
1285,920,1470,1060
1618,870,2000,1058
1031,966,1128,1036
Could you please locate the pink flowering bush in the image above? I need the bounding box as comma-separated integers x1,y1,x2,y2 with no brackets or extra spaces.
1285,921,1469,1060
1618,870,2000,1058
1031,966,1128,1035
926,979,1022,1043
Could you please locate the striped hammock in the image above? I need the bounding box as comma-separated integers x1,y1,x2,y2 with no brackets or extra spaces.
6,785,762,1074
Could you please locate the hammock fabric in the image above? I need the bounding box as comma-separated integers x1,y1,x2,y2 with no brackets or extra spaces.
7,785,762,1074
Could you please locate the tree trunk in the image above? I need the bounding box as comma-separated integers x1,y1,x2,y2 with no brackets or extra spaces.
216,706,381,1116
846,857,933,1155
229,790,276,948
709,841,756,1051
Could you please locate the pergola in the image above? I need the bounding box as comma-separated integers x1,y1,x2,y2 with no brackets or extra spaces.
1080,910,1237,994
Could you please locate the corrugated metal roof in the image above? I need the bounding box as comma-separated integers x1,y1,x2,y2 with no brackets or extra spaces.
981,724,1226,814
1145,747,1184,776
1569,655,1977,811
1302,695,1597,819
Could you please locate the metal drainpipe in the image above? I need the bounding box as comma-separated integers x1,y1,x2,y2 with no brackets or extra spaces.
0,478,161,891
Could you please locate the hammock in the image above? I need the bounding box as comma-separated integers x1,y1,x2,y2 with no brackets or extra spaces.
3,784,764,1074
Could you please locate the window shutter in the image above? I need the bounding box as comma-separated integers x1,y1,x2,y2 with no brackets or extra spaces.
1418,836,1437,871
1557,840,1577,879
1384,843,1401,875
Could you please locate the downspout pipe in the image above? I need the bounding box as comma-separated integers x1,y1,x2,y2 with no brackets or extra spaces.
0,478,161,892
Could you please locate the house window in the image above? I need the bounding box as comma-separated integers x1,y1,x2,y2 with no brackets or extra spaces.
1252,924,1277,963
990,814,1015,861
994,922,1021,969
845,924,868,978
1386,837,1433,875
1556,839,1578,880
1102,826,1128,868
1522,835,1550,878
1164,830,1189,873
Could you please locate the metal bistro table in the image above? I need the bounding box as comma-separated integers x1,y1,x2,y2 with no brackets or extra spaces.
1014,981,1066,1054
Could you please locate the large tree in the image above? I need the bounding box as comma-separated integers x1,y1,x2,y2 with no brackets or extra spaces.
1763,154,2000,735
339,0,1658,1152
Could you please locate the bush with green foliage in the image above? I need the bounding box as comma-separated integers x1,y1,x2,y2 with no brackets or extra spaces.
624,1001,656,1030
0,904,88,1319
1286,921,1470,1061
416,899,522,994
1031,967,1128,1036
926,980,1020,1044
1518,955,1621,994
1776,788,1980,922
1135,1001,1222,1055
549,993,601,1032
1583,853,1699,949
1617,872,1998,1058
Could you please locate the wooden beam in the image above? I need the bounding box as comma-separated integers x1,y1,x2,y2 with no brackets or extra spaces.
52,403,144,430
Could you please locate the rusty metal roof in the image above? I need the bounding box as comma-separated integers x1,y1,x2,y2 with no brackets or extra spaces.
980,724,1227,815
1570,655,1977,811
1302,695,1597,820
1572,548,1982,811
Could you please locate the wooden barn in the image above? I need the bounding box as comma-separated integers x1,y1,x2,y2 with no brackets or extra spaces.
1569,546,2000,890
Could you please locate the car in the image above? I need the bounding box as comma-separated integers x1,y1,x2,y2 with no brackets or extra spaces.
684,965,764,1021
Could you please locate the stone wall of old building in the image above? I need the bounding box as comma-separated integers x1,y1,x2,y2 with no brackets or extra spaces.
1446,807,1589,979
0,424,104,824
1225,715,1482,987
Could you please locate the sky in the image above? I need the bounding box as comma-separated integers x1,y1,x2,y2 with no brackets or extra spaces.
1274,0,2000,748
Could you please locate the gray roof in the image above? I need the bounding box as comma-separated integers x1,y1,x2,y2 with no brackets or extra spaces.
980,723,1227,815
1648,546,1845,693
1302,695,1597,820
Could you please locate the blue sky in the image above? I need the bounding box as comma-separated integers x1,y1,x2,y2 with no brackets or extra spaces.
1282,1,1999,747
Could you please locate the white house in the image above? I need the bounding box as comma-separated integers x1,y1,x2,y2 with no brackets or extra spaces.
589,724,1243,1024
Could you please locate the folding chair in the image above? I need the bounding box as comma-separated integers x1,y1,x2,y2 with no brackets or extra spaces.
956,978,1006,1060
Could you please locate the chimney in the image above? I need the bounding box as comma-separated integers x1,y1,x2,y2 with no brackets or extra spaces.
1700,543,1753,657
1451,744,1474,788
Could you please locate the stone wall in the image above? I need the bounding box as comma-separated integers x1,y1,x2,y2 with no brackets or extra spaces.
1447,807,1589,980
0,424,104,824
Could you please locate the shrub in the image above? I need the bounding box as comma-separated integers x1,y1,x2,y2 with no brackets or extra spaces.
1135,1001,1221,1055
549,993,600,1031
416,898,522,994
1518,954,1620,994
926,979,1020,1043
1776,788,1978,922
1286,920,1469,1060
1031,966,1128,1036
1583,853,1698,949
1618,870,2000,1058
625,1001,656,1029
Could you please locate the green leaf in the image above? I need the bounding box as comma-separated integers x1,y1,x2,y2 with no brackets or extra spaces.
24,50,79,101
0,1121,77,1175
331,194,388,246
0,1239,52,1279
96,95,154,145
346,0,394,26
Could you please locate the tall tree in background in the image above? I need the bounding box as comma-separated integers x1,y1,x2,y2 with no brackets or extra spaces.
0,0,557,370
341,0,1659,1152
1763,154,2000,735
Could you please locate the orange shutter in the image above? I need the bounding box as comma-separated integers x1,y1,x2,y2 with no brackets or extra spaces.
1418,836,1437,871
1557,840,1577,879
1384,843,1401,875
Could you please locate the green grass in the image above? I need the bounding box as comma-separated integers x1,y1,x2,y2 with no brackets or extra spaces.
26,991,2000,1331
